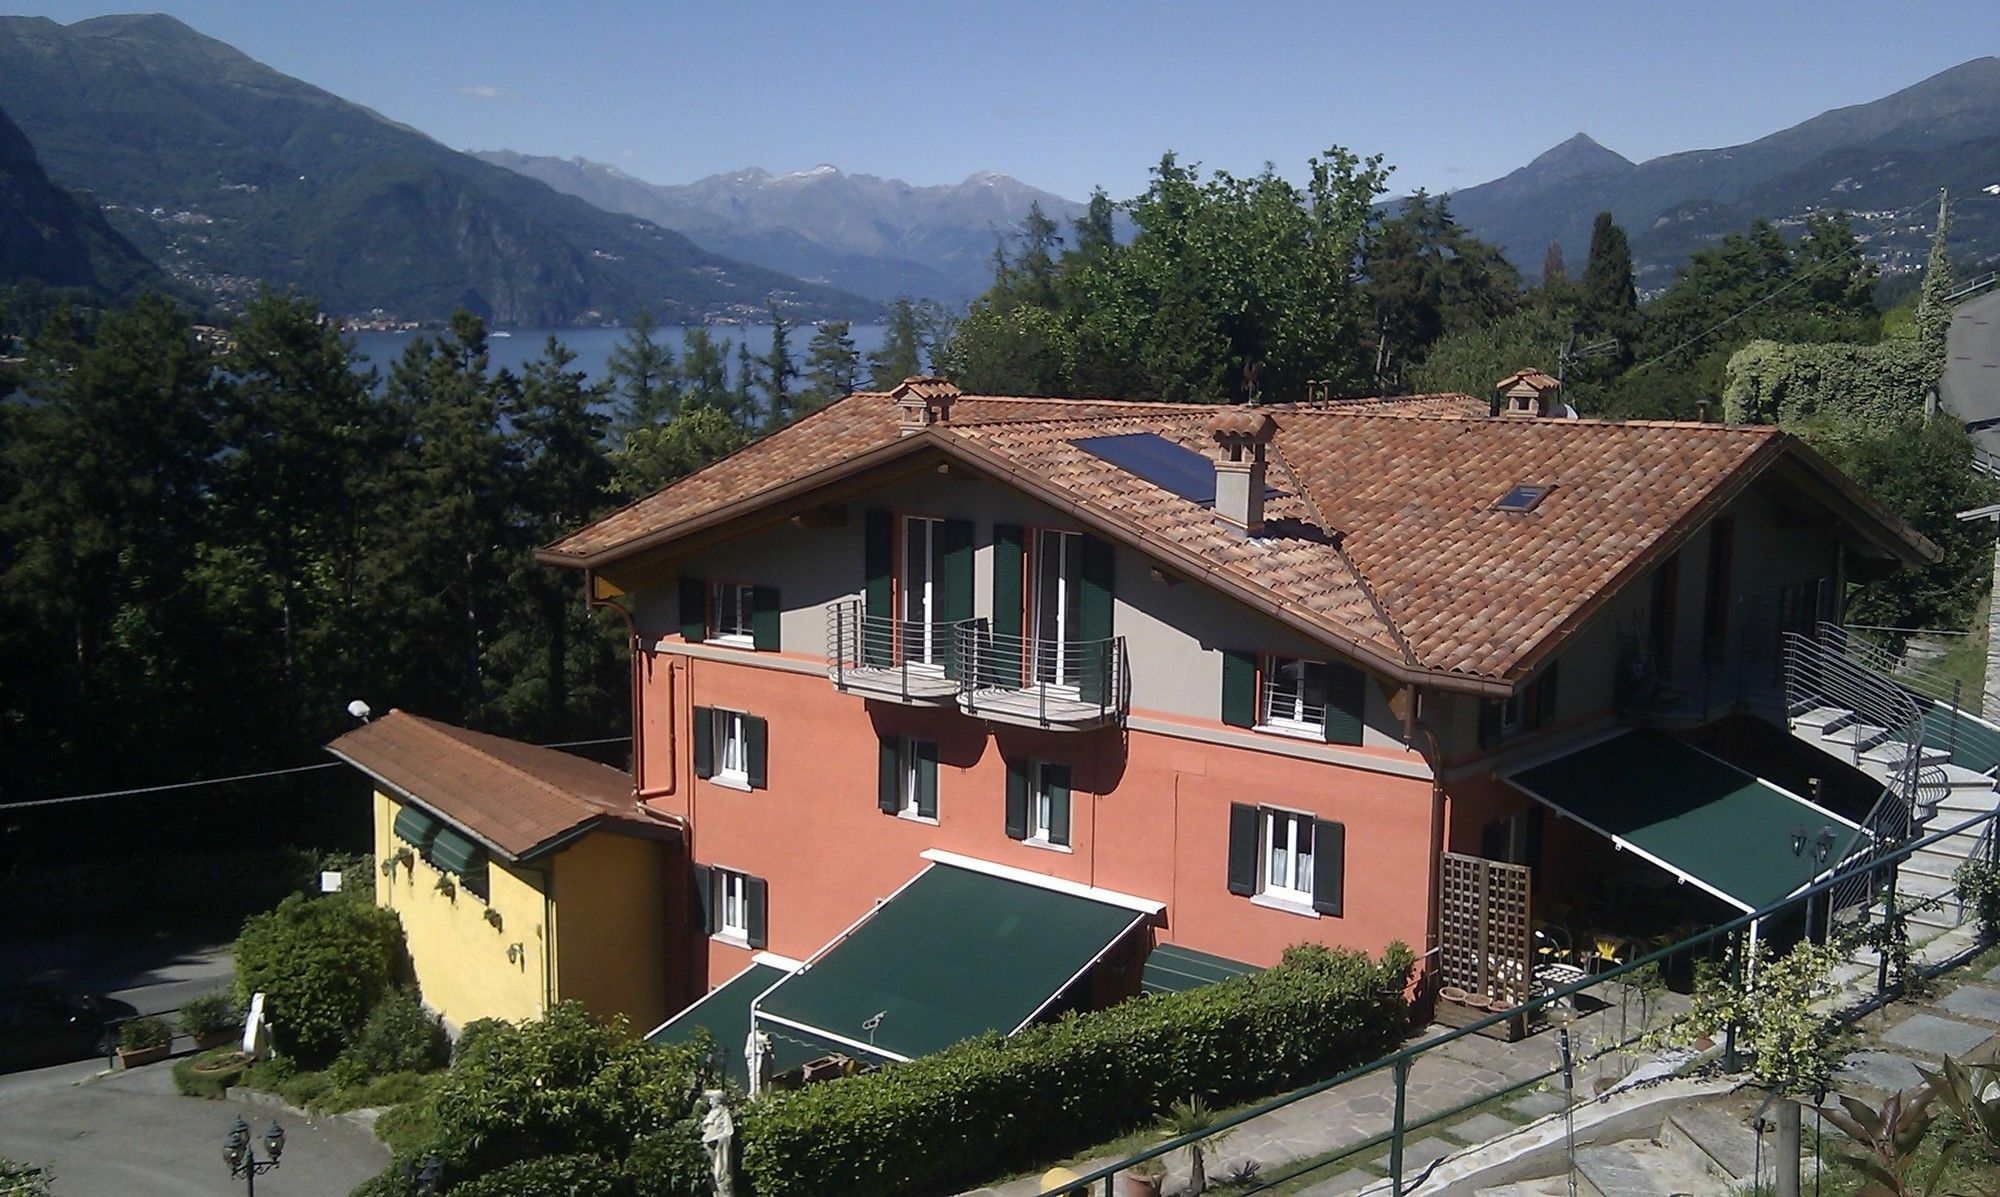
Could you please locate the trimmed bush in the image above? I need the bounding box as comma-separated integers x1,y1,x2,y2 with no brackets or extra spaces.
172,1047,252,1099
739,941,1414,1197
343,988,447,1077
233,892,406,1064
624,1124,708,1197
448,1153,625,1197
118,1016,170,1051
179,991,242,1040
450,1017,510,1065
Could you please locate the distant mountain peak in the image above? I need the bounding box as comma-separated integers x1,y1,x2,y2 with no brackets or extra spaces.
1524,133,1634,179
778,163,841,181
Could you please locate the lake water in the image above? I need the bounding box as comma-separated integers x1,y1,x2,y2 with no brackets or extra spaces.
347,323,892,388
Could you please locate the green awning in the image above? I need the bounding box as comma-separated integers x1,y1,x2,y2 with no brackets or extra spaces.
1140,944,1259,996
430,825,484,876
753,859,1152,1061
1508,729,1865,913
393,805,440,851
648,963,888,1086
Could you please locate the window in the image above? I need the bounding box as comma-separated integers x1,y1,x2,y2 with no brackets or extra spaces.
879,736,938,820
1031,529,1081,688
900,516,943,666
1260,808,1315,904
694,706,767,789
1261,656,1329,732
710,582,755,643
1227,802,1345,916
1028,762,1072,846
700,866,767,948
1492,483,1553,512
1006,758,1071,848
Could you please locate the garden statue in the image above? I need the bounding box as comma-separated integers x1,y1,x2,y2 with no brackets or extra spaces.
745,1029,773,1097
700,1089,736,1197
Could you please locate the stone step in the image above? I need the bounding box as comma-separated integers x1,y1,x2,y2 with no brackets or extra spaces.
1792,706,1857,735
1939,762,1998,792
1904,846,1976,881
1662,1104,1773,1183
1821,722,1892,751
1574,1137,1732,1197
1862,741,1952,771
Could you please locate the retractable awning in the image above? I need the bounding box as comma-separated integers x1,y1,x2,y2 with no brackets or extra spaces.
752,851,1158,1062
1507,729,1865,913
1140,944,1260,996
647,961,882,1086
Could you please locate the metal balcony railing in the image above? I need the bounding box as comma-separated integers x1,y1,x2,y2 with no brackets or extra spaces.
954,624,1128,728
1830,624,2000,773
825,600,967,703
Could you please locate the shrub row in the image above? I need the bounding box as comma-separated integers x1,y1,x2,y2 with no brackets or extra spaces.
739,941,1415,1197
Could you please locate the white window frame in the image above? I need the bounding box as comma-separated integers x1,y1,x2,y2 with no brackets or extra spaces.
896,736,937,822
1031,529,1081,691
710,581,755,646
716,868,750,942
1259,655,1328,736
1025,761,1071,848
712,709,749,788
899,516,944,668
1259,807,1315,906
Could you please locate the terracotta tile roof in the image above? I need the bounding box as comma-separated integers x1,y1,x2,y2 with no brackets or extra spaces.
541,389,1935,688
327,711,676,861
1496,369,1561,393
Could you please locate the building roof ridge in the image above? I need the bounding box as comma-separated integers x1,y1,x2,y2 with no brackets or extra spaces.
395,711,630,816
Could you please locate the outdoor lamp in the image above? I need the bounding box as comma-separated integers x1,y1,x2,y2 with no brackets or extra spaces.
1814,826,1838,866
224,1117,250,1169
1790,824,1808,856
263,1120,285,1162
405,1155,444,1195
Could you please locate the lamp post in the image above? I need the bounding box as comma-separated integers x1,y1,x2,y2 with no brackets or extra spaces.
403,1155,444,1194
222,1116,285,1195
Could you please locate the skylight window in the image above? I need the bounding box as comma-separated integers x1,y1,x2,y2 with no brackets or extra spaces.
1493,483,1553,513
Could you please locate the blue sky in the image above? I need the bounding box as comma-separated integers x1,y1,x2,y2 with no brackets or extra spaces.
13,1,2000,201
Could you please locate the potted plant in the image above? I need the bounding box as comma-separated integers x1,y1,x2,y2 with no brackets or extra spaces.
116,1016,172,1068
1120,1157,1165,1197
179,992,242,1051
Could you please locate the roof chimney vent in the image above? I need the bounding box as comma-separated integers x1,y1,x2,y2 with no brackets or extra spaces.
1209,409,1276,534
889,376,960,435
1494,368,1562,418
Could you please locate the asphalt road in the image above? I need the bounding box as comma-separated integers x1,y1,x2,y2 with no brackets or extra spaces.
0,934,389,1195
1941,286,2000,454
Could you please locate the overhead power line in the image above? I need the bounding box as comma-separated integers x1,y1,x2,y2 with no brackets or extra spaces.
2,735,629,813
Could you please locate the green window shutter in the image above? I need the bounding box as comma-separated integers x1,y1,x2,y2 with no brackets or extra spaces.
1226,803,1258,896
745,715,768,790
878,737,900,814
752,586,781,651
692,707,714,779
745,876,769,949
679,577,708,643
991,524,1025,682
1221,650,1258,728
1322,663,1366,746
1312,819,1346,916
915,740,939,820
1077,535,1115,705
393,805,440,853
691,865,714,935
1046,763,1072,847
863,510,895,666
1004,758,1028,841
941,519,974,681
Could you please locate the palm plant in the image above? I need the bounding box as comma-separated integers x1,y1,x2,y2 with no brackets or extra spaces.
1158,1095,1234,1196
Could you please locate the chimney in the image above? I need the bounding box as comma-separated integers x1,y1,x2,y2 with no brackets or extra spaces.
1209,409,1277,534
1495,368,1561,418
889,376,959,436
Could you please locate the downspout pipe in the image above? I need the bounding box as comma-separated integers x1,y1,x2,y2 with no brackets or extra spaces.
1404,687,1448,991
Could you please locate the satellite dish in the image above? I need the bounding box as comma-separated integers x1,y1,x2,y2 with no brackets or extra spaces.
347,699,372,722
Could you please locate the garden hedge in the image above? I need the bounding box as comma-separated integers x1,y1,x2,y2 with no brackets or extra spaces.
738,941,1414,1197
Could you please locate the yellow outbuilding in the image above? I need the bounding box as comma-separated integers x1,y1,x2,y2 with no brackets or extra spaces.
329,710,683,1033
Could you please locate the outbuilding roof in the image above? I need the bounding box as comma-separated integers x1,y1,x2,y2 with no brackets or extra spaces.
540,383,1937,691
328,711,678,862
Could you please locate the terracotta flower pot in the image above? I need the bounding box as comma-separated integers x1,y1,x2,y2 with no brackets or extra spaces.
1440,985,1469,1004
116,1044,170,1069
1119,1175,1163,1197
192,1030,240,1051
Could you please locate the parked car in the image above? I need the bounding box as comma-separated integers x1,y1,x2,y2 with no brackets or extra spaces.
0,987,138,1071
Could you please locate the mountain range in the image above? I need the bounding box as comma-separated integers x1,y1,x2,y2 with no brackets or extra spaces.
0,14,875,325
1438,57,2000,288
472,153,1086,303
0,102,160,301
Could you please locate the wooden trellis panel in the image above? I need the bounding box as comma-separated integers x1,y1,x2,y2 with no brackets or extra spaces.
1438,852,1533,1005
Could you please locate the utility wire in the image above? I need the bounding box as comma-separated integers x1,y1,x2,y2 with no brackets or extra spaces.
2,735,628,812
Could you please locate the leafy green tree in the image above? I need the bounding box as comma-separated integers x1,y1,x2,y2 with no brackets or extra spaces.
613,407,746,498
606,308,678,438
1912,200,1955,361
233,891,406,1064
1541,241,1567,288
868,297,925,389
761,302,799,430
1408,306,1573,400
802,320,862,412
1360,191,1521,383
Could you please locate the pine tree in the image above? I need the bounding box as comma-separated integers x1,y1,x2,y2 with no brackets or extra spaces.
1580,212,1637,366
678,327,730,412
869,298,924,389
732,339,758,432
761,303,798,431
1541,242,1567,287
605,307,677,438
802,320,862,412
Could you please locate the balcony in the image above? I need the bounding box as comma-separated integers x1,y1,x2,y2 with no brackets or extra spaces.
825,600,965,705
955,624,1128,731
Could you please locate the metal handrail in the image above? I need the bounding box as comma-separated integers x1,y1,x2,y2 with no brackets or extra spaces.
825,600,972,700
954,624,1128,725
1831,625,2000,771
1785,627,1932,853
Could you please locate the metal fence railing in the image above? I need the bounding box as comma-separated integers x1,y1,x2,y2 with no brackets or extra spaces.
1835,623,2000,769
825,601,970,701
1047,804,1998,1197
954,625,1127,726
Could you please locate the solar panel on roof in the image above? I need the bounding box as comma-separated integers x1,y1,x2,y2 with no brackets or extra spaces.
1072,433,1278,507
1493,483,1553,512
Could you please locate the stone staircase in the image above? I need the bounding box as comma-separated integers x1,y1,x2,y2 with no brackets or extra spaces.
1471,1094,1805,1197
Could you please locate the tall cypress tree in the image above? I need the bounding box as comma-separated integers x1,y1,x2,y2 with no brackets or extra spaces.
1580,212,1637,366
761,302,798,431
